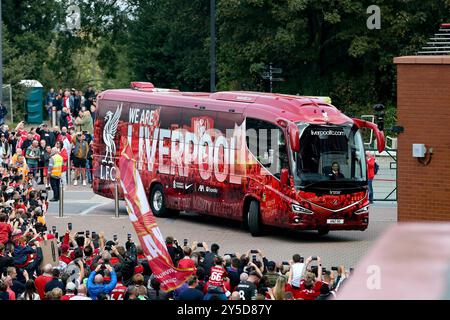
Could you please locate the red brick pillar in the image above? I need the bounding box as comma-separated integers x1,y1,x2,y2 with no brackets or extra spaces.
394,56,450,221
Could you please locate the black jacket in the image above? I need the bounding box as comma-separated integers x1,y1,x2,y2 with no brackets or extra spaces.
60,111,69,129
45,278,65,294
0,254,14,275
21,139,33,153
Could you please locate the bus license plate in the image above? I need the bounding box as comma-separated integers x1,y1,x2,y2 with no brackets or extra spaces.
327,219,344,224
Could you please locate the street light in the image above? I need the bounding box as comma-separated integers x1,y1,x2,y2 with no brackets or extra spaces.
210,0,216,93
0,0,3,102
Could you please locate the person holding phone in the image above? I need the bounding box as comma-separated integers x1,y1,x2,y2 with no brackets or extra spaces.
87,263,117,300
177,246,196,272
287,254,305,289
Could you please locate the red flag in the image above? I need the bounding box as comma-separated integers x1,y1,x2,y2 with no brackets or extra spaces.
117,140,194,292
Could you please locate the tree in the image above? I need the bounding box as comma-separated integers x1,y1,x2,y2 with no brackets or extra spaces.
126,0,210,91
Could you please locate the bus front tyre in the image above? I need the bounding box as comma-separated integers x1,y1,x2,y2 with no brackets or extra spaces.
248,201,263,237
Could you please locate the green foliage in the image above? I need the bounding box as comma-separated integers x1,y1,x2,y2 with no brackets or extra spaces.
126,0,210,91
4,0,450,125
2,23,37,119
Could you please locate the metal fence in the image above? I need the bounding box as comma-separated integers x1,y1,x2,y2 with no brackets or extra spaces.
366,136,397,202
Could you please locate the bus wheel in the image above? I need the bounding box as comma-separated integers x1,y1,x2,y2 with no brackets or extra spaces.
248,200,263,237
150,184,170,217
317,227,329,236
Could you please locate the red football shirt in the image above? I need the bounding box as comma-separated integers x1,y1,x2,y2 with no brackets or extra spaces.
178,257,196,270
61,293,75,301
35,275,52,299
110,282,127,300
0,222,12,245
208,266,227,287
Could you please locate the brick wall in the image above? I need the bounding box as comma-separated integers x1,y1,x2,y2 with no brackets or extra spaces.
394,56,450,221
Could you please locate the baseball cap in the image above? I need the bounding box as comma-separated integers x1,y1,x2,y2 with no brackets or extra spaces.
66,282,76,291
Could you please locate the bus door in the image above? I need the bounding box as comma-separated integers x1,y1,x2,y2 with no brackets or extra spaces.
245,118,290,225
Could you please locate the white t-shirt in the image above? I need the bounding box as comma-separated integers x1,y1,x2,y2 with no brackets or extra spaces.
70,295,92,300
291,263,305,288
19,292,40,300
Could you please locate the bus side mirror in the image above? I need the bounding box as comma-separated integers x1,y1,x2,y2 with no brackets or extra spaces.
288,123,300,153
280,168,289,186
352,118,385,153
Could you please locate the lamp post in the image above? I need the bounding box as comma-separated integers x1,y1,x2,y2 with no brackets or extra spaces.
210,0,216,93
0,0,3,102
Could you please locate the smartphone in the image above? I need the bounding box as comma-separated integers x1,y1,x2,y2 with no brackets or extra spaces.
92,231,97,238
113,235,118,241
250,249,258,254
282,261,289,265
55,232,59,239
300,257,305,263
52,226,56,234
68,223,72,231
197,242,203,248
127,233,132,241
331,266,338,271
77,231,84,236
85,230,90,237
311,256,318,261
183,239,188,246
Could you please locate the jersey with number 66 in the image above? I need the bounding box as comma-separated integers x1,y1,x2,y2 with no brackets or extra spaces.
208,266,227,287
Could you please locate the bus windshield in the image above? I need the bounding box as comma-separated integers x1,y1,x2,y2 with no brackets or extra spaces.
292,123,367,189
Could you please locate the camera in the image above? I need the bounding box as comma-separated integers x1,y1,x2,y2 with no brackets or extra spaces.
311,256,318,261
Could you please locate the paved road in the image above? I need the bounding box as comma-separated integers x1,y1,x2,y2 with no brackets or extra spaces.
46,185,397,268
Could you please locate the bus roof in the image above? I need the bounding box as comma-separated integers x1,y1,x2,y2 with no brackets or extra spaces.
98,84,352,126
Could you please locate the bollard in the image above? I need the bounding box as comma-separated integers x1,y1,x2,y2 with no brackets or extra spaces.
52,108,56,128
114,181,120,218
67,154,71,184
59,180,64,217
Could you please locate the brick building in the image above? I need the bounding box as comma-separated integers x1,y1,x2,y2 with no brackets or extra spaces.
394,55,450,221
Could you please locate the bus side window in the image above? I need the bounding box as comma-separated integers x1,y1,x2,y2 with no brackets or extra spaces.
245,118,289,178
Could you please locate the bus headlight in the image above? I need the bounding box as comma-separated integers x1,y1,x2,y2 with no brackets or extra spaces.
355,205,369,214
292,204,313,214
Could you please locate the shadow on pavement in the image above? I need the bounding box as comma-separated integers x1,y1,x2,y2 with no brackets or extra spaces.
163,212,365,243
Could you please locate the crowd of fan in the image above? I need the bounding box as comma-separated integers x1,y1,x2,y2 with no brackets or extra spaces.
0,220,351,300
0,85,351,301
0,86,97,201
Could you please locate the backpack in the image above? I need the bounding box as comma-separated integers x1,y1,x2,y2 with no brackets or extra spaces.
374,162,379,175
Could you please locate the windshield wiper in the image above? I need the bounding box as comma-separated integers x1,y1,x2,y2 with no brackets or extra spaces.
300,180,364,190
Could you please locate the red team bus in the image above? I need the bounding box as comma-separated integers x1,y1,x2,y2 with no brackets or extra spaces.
92,82,385,236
